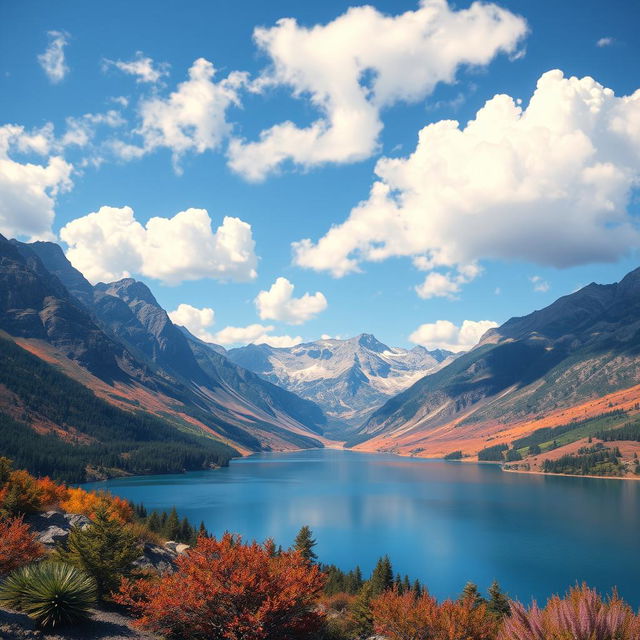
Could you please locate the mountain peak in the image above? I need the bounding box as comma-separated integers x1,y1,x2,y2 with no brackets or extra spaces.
356,333,389,352
96,278,159,307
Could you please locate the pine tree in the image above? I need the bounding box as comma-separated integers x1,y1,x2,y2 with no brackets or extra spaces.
487,580,511,618
55,506,141,598
164,507,181,541
345,566,363,594
413,579,422,597
147,511,161,533
198,521,208,538
395,572,404,594
370,555,394,596
293,525,317,563
459,581,486,608
402,574,411,593
179,517,193,543
350,582,374,638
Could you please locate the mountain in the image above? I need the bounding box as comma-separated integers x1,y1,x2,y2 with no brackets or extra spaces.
227,334,453,430
1,236,329,475
352,268,640,456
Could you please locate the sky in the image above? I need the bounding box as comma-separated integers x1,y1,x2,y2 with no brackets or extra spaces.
1,0,639,352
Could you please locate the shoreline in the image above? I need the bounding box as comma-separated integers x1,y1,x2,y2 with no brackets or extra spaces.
502,466,640,482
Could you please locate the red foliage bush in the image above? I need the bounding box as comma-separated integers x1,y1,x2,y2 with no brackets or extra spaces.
115,533,326,640
0,515,45,574
372,588,499,640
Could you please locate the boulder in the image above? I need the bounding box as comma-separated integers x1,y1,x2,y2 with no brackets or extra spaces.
25,510,92,547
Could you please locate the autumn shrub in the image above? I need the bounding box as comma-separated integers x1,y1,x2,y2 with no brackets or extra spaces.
0,516,45,574
1,470,44,515
500,584,640,640
372,588,499,640
60,487,133,523
115,533,327,640
0,562,97,628
35,477,69,507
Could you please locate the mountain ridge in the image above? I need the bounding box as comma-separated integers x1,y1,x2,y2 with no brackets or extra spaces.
226,334,453,430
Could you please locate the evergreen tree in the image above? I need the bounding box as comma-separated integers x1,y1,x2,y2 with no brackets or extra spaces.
487,580,511,618
350,582,374,638
293,525,317,563
369,555,394,596
395,572,404,594
55,507,141,598
164,507,181,541
147,511,161,533
459,581,486,608
198,521,208,538
179,517,192,543
413,579,422,597
345,566,363,594
402,575,411,593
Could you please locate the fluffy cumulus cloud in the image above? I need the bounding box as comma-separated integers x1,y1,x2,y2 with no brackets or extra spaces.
227,0,526,181
38,31,70,83
212,323,302,348
59,206,258,285
102,52,169,84
168,303,216,342
0,124,73,240
255,277,327,324
294,70,640,293
409,319,497,352
118,58,247,170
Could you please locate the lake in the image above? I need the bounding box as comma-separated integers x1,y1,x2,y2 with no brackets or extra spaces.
85,449,640,607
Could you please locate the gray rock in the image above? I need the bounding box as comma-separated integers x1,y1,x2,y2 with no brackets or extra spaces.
133,543,178,574
26,511,92,547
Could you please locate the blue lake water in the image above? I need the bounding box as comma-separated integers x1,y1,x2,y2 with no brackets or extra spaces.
84,449,640,607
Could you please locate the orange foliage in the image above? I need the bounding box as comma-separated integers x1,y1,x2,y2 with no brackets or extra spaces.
0,515,45,574
372,589,499,640
35,476,69,507
115,533,326,640
60,487,133,523
4,470,44,513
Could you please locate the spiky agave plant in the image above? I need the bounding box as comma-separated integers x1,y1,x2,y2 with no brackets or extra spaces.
0,562,97,628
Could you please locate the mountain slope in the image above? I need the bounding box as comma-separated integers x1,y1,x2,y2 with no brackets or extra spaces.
353,268,640,456
3,237,328,456
227,335,452,429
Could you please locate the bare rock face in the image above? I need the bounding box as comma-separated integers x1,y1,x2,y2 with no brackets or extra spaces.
26,511,92,547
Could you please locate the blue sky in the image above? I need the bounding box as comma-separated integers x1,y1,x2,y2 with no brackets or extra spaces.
1,0,639,351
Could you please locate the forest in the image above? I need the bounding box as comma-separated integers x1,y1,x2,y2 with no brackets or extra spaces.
0,336,237,482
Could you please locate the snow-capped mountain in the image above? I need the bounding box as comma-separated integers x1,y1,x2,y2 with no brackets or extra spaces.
226,334,453,429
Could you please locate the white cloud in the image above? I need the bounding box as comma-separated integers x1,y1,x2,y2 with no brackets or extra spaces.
129,58,247,170
294,70,640,296
530,275,550,293
61,110,125,148
255,277,327,324
409,319,498,352
59,205,258,285
168,303,216,342
414,263,481,299
212,323,302,348
103,52,169,84
596,37,614,48
38,31,69,84
0,124,73,240
227,0,526,181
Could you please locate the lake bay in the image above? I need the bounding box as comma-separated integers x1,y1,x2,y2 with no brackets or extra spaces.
85,449,640,607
